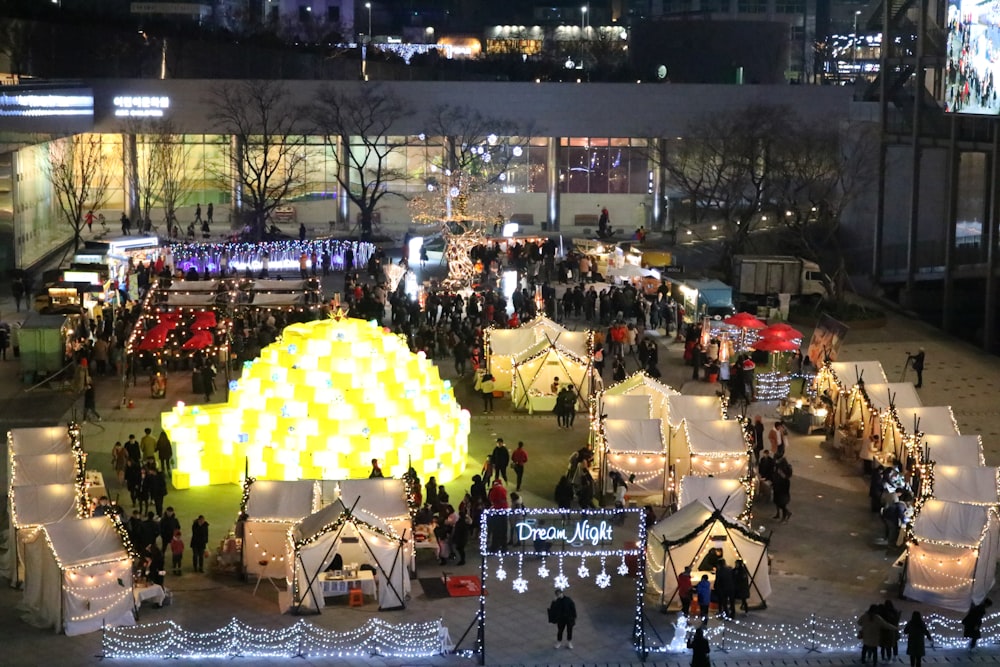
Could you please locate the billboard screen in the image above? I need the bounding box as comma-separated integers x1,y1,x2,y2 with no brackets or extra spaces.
946,0,1000,114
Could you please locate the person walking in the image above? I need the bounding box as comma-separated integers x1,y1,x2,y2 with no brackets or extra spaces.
140,428,157,464
695,574,712,622
859,604,897,665
904,611,934,667
190,515,210,573
879,599,901,662
11,277,24,313
907,348,926,388
491,438,510,483
206,202,213,224
169,529,185,576
111,441,128,488
688,626,711,667
511,441,528,491
479,373,495,413
156,431,173,476
83,381,101,422
148,468,168,517
772,455,792,522
548,589,577,649
676,565,693,615
962,598,992,651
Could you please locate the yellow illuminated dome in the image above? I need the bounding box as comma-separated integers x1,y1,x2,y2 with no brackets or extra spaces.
162,317,470,489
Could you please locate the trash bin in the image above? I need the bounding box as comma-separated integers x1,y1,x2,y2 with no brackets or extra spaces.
150,372,167,398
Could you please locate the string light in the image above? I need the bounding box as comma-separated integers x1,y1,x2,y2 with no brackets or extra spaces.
512,555,527,593
577,558,590,579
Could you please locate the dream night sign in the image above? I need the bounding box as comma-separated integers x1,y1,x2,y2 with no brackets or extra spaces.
516,519,614,546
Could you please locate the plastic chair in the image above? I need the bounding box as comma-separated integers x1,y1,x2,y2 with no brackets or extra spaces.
348,588,365,607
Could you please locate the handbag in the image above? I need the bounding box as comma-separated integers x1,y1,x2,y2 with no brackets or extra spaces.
547,607,557,624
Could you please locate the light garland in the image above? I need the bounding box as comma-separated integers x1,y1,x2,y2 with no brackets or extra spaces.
512,554,527,593
102,617,448,659
754,371,791,402
596,556,611,588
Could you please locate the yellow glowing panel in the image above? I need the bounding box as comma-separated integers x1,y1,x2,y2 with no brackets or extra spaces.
162,316,470,489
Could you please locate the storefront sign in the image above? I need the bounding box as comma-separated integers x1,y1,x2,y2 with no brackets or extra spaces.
113,95,171,118
516,519,613,546
63,271,101,284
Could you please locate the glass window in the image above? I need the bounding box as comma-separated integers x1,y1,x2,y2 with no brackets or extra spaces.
528,143,548,193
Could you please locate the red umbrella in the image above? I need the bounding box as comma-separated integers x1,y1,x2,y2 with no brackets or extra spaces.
191,311,217,330
137,328,169,352
182,330,215,350
760,322,804,340
724,312,766,330
753,335,800,353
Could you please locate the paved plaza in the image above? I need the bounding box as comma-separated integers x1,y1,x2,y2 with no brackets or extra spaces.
1,251,1000,666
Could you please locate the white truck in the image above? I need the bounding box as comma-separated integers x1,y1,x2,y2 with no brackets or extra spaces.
733,255,829,302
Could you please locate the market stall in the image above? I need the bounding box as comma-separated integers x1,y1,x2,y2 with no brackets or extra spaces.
241,479,320,581
665,395,724,455
1,425,87,585
674,419,751,479
930,466,1000,506
922,434,986,467
647,500,770,611
602,373,678,423
903,499,1000,611
602,419,668,501
678,476,749,520
839,382,923,439
881,405,961,461
20,517,135,636
286,499,410,613
815,361,888,424
486,316,591,392
17,312,80,381
510,339,592,413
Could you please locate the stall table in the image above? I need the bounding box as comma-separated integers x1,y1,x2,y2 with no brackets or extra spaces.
319,570,376,598
133,582,167,607
525,392,558,415
86,471,107,501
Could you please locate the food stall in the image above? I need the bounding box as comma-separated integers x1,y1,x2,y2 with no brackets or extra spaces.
18,312,79,381
675,279,735,321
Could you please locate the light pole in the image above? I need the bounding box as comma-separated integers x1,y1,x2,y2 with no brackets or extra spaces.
852,10,861,71
581,5,588,31
362,2,372,81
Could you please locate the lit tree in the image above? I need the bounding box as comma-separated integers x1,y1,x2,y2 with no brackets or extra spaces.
151,124,197,237
309,84,411,239
45,135,114,252
408,104,534,287
207,80,307,240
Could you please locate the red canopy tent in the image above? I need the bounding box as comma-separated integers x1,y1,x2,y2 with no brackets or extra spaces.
753,335,799,353
759,322,804,340
724,312,766,330
191,312,217,330
182,330,215,350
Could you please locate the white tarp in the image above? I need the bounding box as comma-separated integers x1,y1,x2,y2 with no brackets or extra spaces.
20,517,134,636
9,426,72,456
604,374,679,423
251,293,308,306
11,484,79,528
251,279,311,291
894,406,960,436
647,500,771,610
165,293,217,306
166,280,222,291
243,480,319,579
905,500,999,611
511,340,590,411
603,395,653,420
288,499,410,613
932,466,1000,505
829,361,887,387
11,454,77,488
487,318,591,391
864,383,923,411
666,395,723,428
678,476,748,519
604,419,667,499
923,434,985,467
677,420,749,479
605,419,664,452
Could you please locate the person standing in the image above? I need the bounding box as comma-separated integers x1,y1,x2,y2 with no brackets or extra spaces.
752,415,765,462
11,277,24,312
111,441,128,488
169,529,185,576
479,373,495,413
554,475,574,509
772,456,792,521
491,438,510,483
156,431,173,476
548,589,577,649
859,604,897,665
83,381,101,422
120,212,130,235
148,468,168,517
190,515,209,573
734,559,751,614
962,598,992,650
676,565,693,615
511,441,528,491
714,559,736,619
299,223,307,241
369,458,384,478
879,599,901,662
451,507,471,566
425,476,438,509
140,428,157,464
688,626,711,667
194,203,202,223
125,434,141,466
206,202,213,224
695,574,712,623
907,348,926,388
904,611,934,667
160,506,180,551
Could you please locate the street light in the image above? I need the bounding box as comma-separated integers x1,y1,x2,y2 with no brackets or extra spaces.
581,5,588,31
362,2,372,81
852,10,861,70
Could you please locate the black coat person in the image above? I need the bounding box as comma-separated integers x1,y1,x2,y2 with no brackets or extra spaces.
548,589,577,648
714,560,736,618
491,439,510,483
962,598,992,649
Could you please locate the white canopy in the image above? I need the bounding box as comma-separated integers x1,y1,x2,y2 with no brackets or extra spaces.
20,517,134,636
604,420,668,500
678,476,748,519
11,483,80,528
678,420,749,479
894,406,959,435
603,395,653,420
511,340,591,411
932,466,1000,506
829,361,887,387
322,478,411,524
11,454,77,488
864,383,922,411
905,500,1000,611
666,395,723,428
242,479,320,579
923,434,985,467
604,373,678,423
647,500,771,610
251,279,312,291
288,499,411,613
165,293,217,306
486,317,591,391
166,280,222,291
608,264,659,279
9,426,72,456
605,419,665,452
251,293,309,306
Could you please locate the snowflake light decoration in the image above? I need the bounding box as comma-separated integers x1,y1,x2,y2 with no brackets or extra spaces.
495,567,507,581
595,572,612,589
553,574,570,589
577,563,590,579
617,560,630,576
512,577,528,593
537,563,550,578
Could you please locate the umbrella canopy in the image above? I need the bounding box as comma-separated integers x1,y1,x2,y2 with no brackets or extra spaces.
760,322,804,340
191,311,218,330
724,312,766,330
754,335,799,353
182,330,215,350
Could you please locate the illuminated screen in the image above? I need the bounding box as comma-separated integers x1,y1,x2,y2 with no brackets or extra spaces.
945,0,1000,114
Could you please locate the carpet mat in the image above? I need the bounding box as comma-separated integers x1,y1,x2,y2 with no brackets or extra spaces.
445,575,483,597
418,577,450,600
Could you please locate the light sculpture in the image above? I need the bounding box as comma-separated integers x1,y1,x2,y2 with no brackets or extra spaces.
161,316,470,489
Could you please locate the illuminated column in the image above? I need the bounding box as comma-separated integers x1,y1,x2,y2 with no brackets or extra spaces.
547,137,559,231
230,135,243,222
122,133,139,223
338,134,350,226
650,137,666,232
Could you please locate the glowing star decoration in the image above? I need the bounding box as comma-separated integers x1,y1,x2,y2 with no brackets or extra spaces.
512,577,528,593
618,560,630,576
596,572,611,588
495,567,507,581
537,563,550,578
577,563,590,579
161,317,470,489
553,574,570,590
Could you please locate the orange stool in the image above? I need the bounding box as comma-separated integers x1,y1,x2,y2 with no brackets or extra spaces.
348,588,365,607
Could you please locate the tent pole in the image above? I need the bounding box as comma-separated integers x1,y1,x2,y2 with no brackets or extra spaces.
355,523,406,609
292,496,361,614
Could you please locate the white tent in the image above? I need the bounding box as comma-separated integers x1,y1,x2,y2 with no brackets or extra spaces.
20,517,134,636
287,499,411,613
675,420,750,479
321,478,414,572
603,419,668,500
865,383,922,412
678,477,748,519
828,360,887,388
603,395,654,420
486,317,591,392
839,382,922,439
923,434,985,467
904,500,1000,611
883,406,960,457
510,340,592,412
666,395,724,430
2,426,85,585
242,479,319,579
647,500,771,611
931,466,1000,506
603,373,679,423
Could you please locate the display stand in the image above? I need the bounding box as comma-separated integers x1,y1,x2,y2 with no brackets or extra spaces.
252,559,282,596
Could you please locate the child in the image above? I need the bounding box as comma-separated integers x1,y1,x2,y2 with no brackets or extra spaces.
170,529,184,575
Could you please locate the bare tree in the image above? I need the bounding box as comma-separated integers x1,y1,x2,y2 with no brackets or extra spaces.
45,135,114,252
310,84,411,238
207,80,307,240
0,19,35,78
